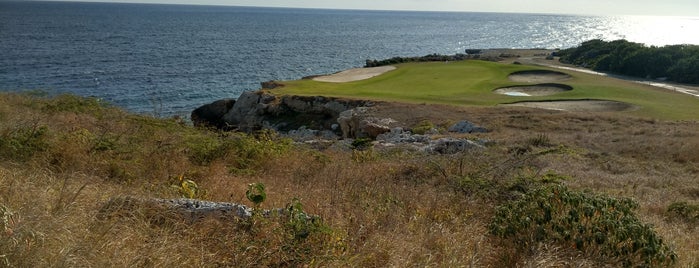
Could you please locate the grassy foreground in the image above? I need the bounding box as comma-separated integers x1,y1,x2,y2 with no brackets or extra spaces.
277,60,699,120
1,92,698,267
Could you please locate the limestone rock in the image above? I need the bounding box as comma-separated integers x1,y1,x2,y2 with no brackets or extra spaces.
214,90,368,133
97,196,313,224
448,120,488,133
338,107,396,139
376,128,429,143
430,138,483,154
220,91,281,132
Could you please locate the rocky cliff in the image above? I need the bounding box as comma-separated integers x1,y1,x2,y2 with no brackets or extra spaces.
193,90,371,134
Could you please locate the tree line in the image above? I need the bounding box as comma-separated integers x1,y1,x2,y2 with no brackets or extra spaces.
557,39,699,84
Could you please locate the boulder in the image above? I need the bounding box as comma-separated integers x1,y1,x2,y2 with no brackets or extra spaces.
376,128,429,143
191,99,236,129
430,138,483,154
448,120,488,133
338,107,395,139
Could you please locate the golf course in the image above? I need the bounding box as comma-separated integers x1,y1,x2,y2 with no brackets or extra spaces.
276,59,699,120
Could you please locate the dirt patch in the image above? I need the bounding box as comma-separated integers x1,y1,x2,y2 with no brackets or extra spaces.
313,66,396,83
500,100,636,112
508,70,571,83
494,83,573,96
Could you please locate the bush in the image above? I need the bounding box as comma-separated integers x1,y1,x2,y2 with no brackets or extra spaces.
0,123,49,162
667,201,699,224
558,39,699,83
411,120,436,135
490,184,677,267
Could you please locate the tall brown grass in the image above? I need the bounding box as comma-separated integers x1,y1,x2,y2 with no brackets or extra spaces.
1,93,697,267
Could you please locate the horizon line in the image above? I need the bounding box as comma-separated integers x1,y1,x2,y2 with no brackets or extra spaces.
15,0,699,18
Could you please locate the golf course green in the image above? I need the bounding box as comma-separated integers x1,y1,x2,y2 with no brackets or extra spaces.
275,60,699,120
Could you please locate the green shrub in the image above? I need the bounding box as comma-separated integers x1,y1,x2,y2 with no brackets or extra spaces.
184,132,231,165
0,124,49,161
667,201,699,224
411,120,435,135
490,184,677,267
230,130,292,170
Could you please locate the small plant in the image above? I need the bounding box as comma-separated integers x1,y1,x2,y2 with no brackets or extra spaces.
286,198,328,239
527,134,552,147
246,182,267,207
489,184,677,267
172,175,204,199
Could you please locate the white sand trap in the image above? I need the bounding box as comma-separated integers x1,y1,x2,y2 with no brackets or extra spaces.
313,66,396,83
508,70,571,83
502,100,635,112
494,83,573,96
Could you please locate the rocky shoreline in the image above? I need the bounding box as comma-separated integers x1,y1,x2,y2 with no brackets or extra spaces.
191,88,489,154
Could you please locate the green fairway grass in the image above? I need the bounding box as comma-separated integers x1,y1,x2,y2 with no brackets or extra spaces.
275,60,699,120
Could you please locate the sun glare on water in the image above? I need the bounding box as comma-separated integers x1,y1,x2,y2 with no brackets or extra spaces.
607,16,699,46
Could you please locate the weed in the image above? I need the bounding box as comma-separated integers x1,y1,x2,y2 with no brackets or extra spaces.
352,148,376,163
527,134,552,147
172,175,205,199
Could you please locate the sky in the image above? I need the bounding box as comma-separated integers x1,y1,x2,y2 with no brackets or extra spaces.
45,0,699,16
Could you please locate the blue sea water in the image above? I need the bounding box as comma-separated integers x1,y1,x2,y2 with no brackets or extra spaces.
1,1,698,117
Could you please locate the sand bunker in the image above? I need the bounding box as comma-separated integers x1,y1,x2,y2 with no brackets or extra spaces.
494,83,573,96
501,100,635,112
508,70,571,83
313,66,396,83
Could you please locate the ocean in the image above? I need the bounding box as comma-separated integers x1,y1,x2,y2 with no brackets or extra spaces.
2,1,698,117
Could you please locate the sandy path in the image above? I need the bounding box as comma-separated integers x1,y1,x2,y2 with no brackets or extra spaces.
313,66,396,83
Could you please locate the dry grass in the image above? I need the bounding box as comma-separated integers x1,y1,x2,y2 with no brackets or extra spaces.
1,92,697,267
